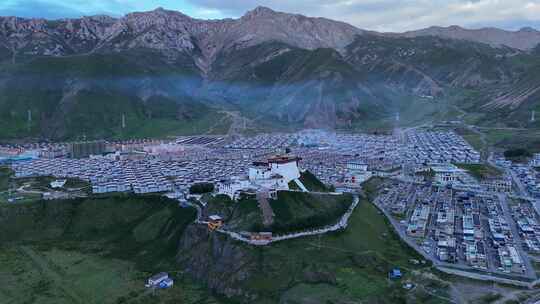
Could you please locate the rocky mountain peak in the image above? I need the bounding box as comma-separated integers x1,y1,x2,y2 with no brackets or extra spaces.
243,6,278,18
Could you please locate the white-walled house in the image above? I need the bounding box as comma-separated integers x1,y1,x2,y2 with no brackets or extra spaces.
431,164,466,185
344,162,372,185
217,179,252,200
532,153,540,168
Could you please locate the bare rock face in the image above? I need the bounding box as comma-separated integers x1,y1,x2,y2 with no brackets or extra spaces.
0,6,363,67
228,6,363,51
176,224,258,300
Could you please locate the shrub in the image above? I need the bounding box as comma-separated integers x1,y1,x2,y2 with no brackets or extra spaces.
504,148,532,159
189,182,214,194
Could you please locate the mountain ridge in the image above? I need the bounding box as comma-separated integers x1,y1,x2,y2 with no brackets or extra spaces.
398,25,540,50
3,6,540,53
0,6,539,140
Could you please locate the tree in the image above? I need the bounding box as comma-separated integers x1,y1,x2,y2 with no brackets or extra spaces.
504,148,532,159
189,182,214,194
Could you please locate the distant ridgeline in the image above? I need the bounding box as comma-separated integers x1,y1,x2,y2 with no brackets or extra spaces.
1,8,540,140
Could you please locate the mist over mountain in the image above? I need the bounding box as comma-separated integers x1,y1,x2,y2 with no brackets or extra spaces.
1,6,539,140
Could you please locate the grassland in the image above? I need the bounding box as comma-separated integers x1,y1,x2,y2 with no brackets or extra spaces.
483,129,540,153
454,127,486,152
0,245,222,304
269,192,352,233
0,195,224,304
455,163,503,180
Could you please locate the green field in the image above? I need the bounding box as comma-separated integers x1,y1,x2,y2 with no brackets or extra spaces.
485,129,540,153
0,195,223,304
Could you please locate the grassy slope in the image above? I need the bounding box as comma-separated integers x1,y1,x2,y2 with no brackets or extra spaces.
0,166,12,191
298,170,330,192
205,194,264,231
268,192,353,233
0,195,220,304
288,170,330,192
455,163,502,180
0,51,230,140
206,191,352,234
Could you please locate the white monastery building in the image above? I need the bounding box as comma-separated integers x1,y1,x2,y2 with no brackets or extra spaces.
218,155,306,199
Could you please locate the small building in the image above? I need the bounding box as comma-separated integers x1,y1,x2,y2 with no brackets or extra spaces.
430,164,465,185
407,205,430,238
50,179,67,189
159,278,174,289
531,153,540,168
208,215,223,231
389,268,402,279
148,272,169,286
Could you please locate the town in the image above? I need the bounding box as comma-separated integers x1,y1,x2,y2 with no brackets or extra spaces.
2,129,540,284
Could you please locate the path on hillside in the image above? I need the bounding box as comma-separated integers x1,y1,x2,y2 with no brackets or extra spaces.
18,246,83,304
256,191,274,227
220,111,251,136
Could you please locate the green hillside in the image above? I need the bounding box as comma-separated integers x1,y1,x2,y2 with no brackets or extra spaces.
269,192,352,233
0,166,12,191
0,195,219,304
177,196,475,303
455,163,503,180
0,51,230,140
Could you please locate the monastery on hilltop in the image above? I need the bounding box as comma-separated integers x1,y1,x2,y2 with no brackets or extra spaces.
217,155,307,199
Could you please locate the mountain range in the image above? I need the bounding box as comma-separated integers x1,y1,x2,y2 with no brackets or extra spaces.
1,6,540,140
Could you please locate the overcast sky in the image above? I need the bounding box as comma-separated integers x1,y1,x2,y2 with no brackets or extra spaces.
2,0,540,32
